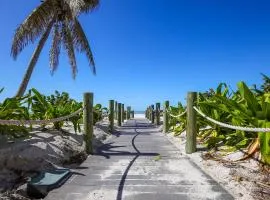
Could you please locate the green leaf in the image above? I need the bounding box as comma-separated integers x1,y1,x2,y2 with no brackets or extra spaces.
237,81,260,115
235,138,249,148
259,121,270,164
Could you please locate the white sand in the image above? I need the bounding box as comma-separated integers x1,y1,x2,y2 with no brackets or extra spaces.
134,114,145,119
0,120,111,198
162,127,267,200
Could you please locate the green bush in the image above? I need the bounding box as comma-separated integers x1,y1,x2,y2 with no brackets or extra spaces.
169,75,270,165
0,88,107,136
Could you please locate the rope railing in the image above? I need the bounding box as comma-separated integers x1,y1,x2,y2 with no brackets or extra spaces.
166,108,187,118
0,107,84,126
193,106,270,132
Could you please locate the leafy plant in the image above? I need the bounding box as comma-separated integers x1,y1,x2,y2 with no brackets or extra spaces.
0,88,107,137
0,88,29,138
28,89,83,131
67,100,83,133
168,103,186,136
199,81,270,164
169,76,270,165
93,104,108,124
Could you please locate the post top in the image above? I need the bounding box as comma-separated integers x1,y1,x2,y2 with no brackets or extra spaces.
83,92,93,95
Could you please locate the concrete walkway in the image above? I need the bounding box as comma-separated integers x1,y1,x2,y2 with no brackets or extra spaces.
46,119,234,200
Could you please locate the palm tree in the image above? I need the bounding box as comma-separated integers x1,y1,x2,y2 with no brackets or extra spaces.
11,0,99,97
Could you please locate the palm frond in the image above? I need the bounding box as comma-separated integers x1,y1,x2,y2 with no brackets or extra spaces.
71,18,96,74
64,0,99,16
65,0,85,16
49,23,62,74
261,73,270,92
81,0,99,13
11,0,54,59
62,21,77,78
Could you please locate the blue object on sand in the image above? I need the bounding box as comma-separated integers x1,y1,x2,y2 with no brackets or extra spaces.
27,168,71,198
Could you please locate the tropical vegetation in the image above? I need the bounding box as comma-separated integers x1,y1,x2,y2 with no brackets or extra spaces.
168,74,270,165
0,88,107,138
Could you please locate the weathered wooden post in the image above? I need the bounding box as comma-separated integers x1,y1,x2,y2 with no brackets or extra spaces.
149,106,152,122
156,103,160,125
132,110,135,118
151,104,155,124
117,103,122,126
127,106,131,120
115,101,118,121
186,92,197,154
121,104,125,123
109,100,114,132
83,92,93,154
163,101,169,133
148,106,151,120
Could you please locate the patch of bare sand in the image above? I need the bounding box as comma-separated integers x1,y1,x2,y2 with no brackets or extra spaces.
0,120,111,199
162,127,270,200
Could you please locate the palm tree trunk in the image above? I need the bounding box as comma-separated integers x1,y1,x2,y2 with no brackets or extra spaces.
15,21,54,97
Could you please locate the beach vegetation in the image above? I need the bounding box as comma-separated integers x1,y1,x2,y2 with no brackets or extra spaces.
169,74,270,165
0,88,106,137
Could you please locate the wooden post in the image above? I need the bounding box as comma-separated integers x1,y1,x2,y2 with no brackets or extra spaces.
121,104,125,123
132,110,134,118
149,106,152,121
115,101,118,121
148,106,151,120
163,100,169,133
149,106,152,122
148,106,150,121
151,104,155,124
186,92,197,154
117,103,122,126
156,103,160,125
83,92,93,154
109,100,114,132
145,109,147,118
127,106,131,120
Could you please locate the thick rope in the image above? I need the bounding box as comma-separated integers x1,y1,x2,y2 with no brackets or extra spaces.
0,108,83,126
193,106,270,132
166,108,187,118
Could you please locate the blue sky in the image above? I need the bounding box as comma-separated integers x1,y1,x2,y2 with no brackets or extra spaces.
0,0,270,110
